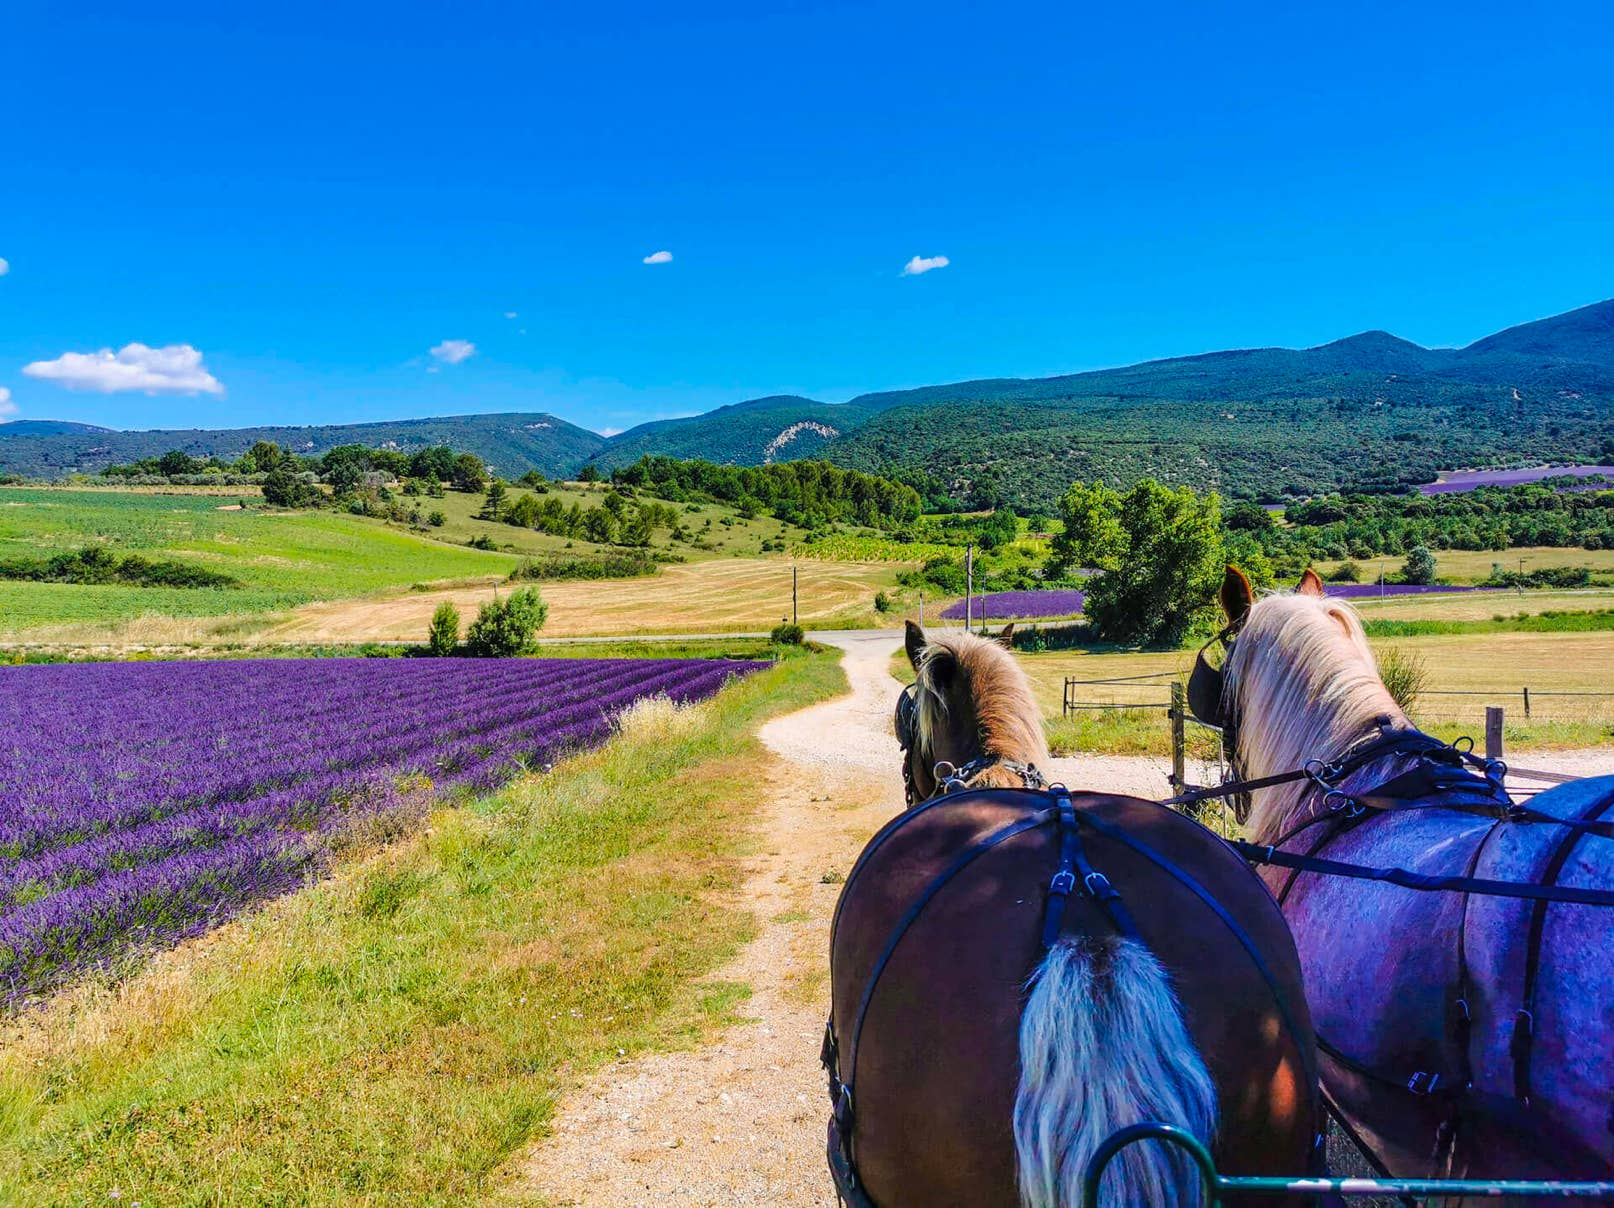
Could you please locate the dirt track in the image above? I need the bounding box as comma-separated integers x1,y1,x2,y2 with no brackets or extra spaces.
506,632,1613,1205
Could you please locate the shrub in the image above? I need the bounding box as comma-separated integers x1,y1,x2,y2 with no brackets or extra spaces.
426,602,461,656
873,590,892,613
464,588,548,657
1378,646,1428,715
467,534,497,551
427,510,446,527
1329,561,1362,583
770,619,805,646
509,552,659,581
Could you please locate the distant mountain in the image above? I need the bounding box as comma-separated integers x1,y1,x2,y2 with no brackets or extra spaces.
6,299,1612,503
0,412,605,480
0,419,112,437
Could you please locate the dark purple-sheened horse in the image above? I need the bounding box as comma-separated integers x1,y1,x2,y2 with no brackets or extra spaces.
1214,567,1614,1188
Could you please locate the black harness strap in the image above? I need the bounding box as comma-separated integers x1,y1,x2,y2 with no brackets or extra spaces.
1041,792,1142,947
1233,841,1614,908
1511,791,1614,1106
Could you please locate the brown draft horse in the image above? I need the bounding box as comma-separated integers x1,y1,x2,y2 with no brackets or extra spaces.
1211,567,1614,1188
823,622,1320,1206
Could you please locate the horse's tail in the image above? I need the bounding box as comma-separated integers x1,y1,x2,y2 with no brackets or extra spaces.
1013,935,1217,1207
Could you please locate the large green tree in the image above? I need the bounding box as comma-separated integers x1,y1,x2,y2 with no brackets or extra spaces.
1051,478,1225,646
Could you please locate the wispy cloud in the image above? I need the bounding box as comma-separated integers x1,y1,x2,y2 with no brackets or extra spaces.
503,311,518,319
430,339,477,365
0,387,14,416
642,250,673,265
0,257,9,277
23,343,224,395
599,426,623,437
901,254,950,276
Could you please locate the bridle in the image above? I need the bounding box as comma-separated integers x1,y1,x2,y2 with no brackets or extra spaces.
1185,621,1250,821
893,681,1048,807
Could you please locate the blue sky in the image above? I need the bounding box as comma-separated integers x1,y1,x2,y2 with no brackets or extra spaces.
2,1,1611,436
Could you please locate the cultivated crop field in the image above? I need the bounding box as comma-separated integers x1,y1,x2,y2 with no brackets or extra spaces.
263,557,905,642
0,656,763,1006
0,486,519,639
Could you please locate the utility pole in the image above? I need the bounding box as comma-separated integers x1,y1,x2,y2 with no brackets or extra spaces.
965,544,974,632
919,593,924,628
792,563,798,625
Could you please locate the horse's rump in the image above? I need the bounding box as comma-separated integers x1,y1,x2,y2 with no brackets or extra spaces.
827,788,1318,1205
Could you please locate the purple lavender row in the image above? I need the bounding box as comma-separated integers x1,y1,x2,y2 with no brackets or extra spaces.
940,589,1086,621
1,659,746,854
0,657,767,1006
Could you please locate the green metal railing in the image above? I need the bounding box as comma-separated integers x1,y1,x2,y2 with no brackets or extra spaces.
1081,1123,1614,1204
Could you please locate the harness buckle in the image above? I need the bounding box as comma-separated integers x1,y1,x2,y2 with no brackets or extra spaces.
1048,869,1076,896
1083,870,1114,898
1407,1070,1442,1096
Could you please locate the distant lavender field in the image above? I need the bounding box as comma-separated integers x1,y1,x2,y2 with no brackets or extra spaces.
0,656,764,1007
1325,584,1475,599
941,589,1085,620
1419,466,1611,495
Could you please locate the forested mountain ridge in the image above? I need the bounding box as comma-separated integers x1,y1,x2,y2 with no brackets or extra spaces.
0,412,606,480
5,298,1611,502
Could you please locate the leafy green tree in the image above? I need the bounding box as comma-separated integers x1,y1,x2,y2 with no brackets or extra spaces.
577,464,603,483
451,453,489,493
582,506,616,544
1052,478,1225,646
427,509,446,526
1402,544,1437,585
261,464,319,508
426,601,461,656
246,440,283,472
157,449,201,477
464,588,548,657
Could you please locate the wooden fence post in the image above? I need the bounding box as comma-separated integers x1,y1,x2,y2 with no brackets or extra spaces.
1523,687,1531,719
1170,681,1187,791
1485,706,1505,762
1063,677,1075,718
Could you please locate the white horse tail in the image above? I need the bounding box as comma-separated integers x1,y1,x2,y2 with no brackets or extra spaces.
1013,935,1217,1207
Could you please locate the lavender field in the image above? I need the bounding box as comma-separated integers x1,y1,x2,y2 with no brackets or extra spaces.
941,589,1086,621
0,656,764,1007
1419,465,1611,495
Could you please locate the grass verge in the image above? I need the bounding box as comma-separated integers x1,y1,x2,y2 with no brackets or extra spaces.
0,652,844,1205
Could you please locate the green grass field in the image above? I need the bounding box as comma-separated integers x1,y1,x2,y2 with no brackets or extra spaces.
0,652,845,1205
0,486,521,638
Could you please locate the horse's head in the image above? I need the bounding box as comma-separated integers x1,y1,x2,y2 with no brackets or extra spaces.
898,620,1045,805
1196,565,1406,838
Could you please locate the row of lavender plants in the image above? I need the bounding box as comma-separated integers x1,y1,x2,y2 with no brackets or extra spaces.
938,582,1475,623
0,656,766,1007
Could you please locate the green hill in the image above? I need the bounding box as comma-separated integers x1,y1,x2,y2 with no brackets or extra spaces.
0,412,606,480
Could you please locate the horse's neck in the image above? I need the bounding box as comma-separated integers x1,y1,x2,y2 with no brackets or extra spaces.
964,665,1048,769
1241,658,1406,843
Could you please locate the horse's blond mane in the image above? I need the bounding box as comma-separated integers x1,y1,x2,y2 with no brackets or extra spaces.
914,629,1049,777
1224,593,1407,842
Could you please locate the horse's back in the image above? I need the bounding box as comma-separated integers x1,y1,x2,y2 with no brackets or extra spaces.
827,788,1318,1205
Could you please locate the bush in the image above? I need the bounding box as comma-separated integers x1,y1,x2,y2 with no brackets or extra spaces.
1329,561,1362,583
464,588,548,657
467,534,497,551
428,510,446,527
426,601,461,656
873,590,892,613
509,552,659,581
770,619,805,646
1377,647,1428,715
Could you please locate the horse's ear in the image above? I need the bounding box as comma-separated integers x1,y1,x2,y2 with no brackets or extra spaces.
1220,565,1254,626
904,620,927,671
1297,568,1325,598
996,623,1016,647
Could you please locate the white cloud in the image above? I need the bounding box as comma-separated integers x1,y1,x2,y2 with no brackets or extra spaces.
0,387,14,417
430,339,477,364
0,258,9,277
901,254,950,276
503,311,518,319
642,250,673,265
22,343,224,395
599,426,623,437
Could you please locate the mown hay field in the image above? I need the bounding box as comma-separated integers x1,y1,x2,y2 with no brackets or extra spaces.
262,557,906,643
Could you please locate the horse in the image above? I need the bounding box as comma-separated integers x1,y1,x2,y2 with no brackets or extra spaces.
822,621,1321,1206
1205,566,1614,1187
